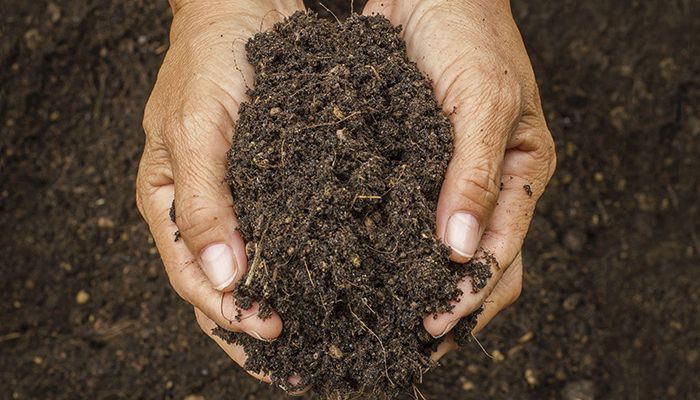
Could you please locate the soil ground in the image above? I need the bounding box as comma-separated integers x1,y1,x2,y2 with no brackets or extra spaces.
1,1,698,399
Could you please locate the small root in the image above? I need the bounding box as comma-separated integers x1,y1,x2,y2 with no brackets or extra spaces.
471,331,494,359
245,227,268,286
319,2,341,24
367,65,381,79
304,111,362,130
413,385,427,400
303,259,316,288
349,305,395,387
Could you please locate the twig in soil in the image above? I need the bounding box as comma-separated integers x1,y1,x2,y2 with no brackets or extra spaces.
93,319,136,340
366,65,381,79
471,331,494,359
381,164,407,198
279,136,286,167
408,358,428,384
348,305,395,387
318,2,341,24
413,385,427,400
351,193,382,209
303,259,316,288
245,228,267,286
0,332,21,343
361,297,378,316
303,111,362,130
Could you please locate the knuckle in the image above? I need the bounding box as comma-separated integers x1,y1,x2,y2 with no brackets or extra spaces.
469,63,522,115
417,1,471,29
507,277,523,305
453,161,500,214
135,168,151,221
194,309,209,333
135,155,151,217
168,273,190,304
167,104,222,152
503,259,524,306
545,132,558,180
142,98,160,138
135,186,145,218
534,128,557,182
162,255,197,304
176,197,224,244
541,128,556,161
443,63,522,132
490,71,522,116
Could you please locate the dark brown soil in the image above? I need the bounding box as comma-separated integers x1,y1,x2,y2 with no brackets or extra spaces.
213,12,489,397
1,1,698,399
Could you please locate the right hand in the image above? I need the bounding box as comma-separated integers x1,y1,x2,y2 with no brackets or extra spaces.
136,0,305,383
363,0,556,343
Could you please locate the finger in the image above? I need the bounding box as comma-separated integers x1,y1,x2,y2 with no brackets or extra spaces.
196,309,310,395
285,375,311,397
425,121,552,336
451,122,552,311
139,173,282,340
430,335,459,362
429,254,522,363
433,64,524,263
194,307,272,383
166,93,247,292
473,252,523,334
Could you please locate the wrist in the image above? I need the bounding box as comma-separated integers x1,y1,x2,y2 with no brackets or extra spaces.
168,0,304,43
420,0,510,15
169,0,303,17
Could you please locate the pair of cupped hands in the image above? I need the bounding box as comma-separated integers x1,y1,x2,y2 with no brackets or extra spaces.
137,0,555,388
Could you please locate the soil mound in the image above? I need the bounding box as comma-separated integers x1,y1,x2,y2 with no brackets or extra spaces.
216,12,489,398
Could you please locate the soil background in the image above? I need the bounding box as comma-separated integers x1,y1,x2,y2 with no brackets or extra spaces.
1,1,698,399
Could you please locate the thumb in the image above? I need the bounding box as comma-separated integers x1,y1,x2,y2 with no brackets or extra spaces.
435,70,522,263
168,102,246,292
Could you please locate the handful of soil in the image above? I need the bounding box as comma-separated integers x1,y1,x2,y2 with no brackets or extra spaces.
215,12,490,398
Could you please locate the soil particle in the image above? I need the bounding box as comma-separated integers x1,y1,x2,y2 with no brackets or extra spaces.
214,11,490,398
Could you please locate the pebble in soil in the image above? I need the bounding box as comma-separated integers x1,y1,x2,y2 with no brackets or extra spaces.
213,11,493,398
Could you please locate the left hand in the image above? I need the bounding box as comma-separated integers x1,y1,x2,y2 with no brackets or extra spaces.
137,0,306,384
363,0,556,352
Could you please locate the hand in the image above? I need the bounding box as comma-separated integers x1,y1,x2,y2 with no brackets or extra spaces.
136,0,305,382
363,0,556,347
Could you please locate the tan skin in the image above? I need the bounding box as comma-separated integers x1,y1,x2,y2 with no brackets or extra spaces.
137,0,555,387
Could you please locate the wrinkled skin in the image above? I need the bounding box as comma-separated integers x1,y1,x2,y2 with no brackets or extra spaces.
136,0,555,388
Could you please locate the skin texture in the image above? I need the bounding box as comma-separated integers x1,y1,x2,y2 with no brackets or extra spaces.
136,0,555,387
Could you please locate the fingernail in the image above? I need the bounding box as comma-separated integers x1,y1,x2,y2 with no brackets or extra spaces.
433,319,460,339
200,243,237,291
445,212,480,259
